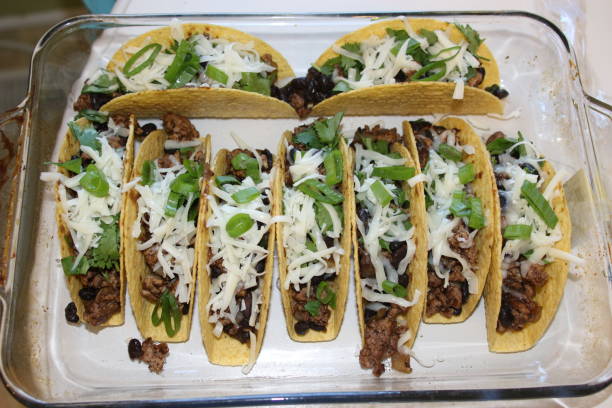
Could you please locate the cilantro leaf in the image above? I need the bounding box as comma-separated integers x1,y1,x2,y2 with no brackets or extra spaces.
386,28,409,42
68,121,101,153
314,112,344,145
294,127,323,149
233,72,271,96
341,42,361,54
87,217,120,270
45,158,83,174
455,24,484,55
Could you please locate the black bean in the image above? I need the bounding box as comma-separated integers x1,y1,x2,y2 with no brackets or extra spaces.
452,307,462,316
199,61,208,70
182,302,189,315
398,273,409,288
499,192,507,209
93,121,108,132
78,287,98,301
90,93,114,110
309,322,327,332
519,163,540,178
255,259,266,273
294,321,309,335
128,338,143,360
394,70,407,83
461,281,470,304
141,123,157,137
357,204,370,232
64,302,79,323
262,195,270,206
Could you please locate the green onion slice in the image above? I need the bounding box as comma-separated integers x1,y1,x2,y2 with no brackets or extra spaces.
205,64,229,85
79,164,109,197
151,291,182,337
231,187,260,204
382,280,407,298
503,224,532,240
449,191,470,217
170,173,200,195
216,175,240,187
520,181,558,228
230,152,261,183
458,163,475,184
468,197,485,229
183,159,203,178
61,256,89,276
370,180,393,206
164,191,184,217
297,179,344,204
437,143,463,162
304,300,321,316
411,61,447,81
123,43,162,78
372,165,415,181
323,149,343,186
140,160,156,186
226,213,254,238
316,281,337,308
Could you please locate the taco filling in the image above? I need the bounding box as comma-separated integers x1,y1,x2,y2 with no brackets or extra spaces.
412,120,485,318
129,113,204,337
205,141,274,365
74,24,279,115
351,126,421,376
43,114,133,325
281,114,345,335
485,131,571,332
273,19,508,117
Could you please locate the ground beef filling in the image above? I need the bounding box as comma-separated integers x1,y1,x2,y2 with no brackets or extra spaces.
290,273,335,335
359,304,408,377
162,112,200,141
352,124,401,146
209,149,273,343
412,121,479,318
138,338,169,374
272,67,335,118
77,269,121,326
73,91,123,112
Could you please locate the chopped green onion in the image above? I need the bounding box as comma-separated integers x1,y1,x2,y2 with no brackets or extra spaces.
370,180,393,206
179,147,195,158
205,64,229,85
164,191,184,217
362,138,390,155
486,137,516,155
79,164,109,197
314,201,333,233
140,160,156,186
183,159,203,178
231,187,260,204
45,158,82,174
393,188,408,208
382,280,407,298
61,256,89,276
437,143,463,162
170,173,199,195
521,181,558,228
411,61,447,81
297,179,344,204
419,28,438,45
226,213,254,238
164,40,199,87
458,163,475,184
75,109,109,124
450,190,470,217
516,131,528,157
316,281,336,308
304,300,321,316
503,224,532,240
523,249,534,258
305,237,317,252
403,220,413,231
123,43,162,77
379,239,390,251
215,175,240,187
151,291,182,337
187,198,199,222
468,197,485,229
230,152,260,183
323,149,343,186
372,166,415,181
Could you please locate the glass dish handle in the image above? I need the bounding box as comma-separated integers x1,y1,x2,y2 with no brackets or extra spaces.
0,102,27,289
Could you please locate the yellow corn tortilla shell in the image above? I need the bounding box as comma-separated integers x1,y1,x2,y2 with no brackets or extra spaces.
404,117,496,323
274,133,351,342
351,140,428,372
123,130,210,342
55,116,135,327
101,23,298,119
485,161,571,352
310,18,502,117
197,149,275,366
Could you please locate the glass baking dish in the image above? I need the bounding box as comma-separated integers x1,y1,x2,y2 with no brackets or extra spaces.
0,12,610,407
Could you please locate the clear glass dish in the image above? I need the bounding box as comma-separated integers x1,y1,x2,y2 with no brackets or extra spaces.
0,12,610,406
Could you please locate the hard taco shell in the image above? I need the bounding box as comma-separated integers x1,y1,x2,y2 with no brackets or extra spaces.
274,133,352,342
197,149,275,366
351,140,428,372
403,117,496,323
101,23,298,119
485,161,571,352
55,116,135,327
310,19,502,117
123,129,210,342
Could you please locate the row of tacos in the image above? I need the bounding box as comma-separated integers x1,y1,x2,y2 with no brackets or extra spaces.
44,109,573,376
73,19,507,121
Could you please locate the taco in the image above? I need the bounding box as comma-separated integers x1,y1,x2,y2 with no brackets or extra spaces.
72,22,297,119
123,113,210,342
404,117,495,323
273,18,506,118
350,125,428,376
483,130,575,352
41,114,137,326
275,113,351,341
198,139,275,372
